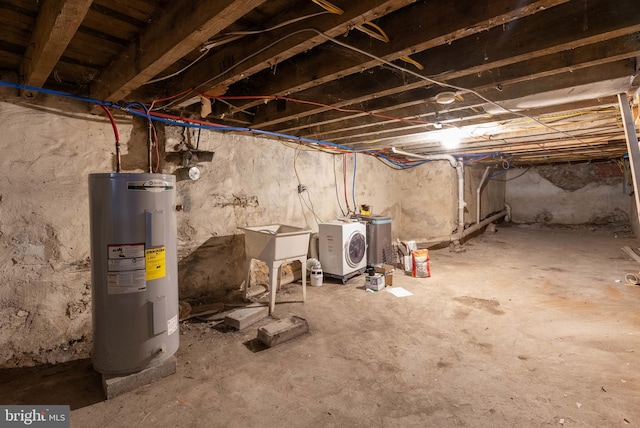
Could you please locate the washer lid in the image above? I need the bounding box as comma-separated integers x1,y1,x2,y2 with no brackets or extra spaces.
346,231,366,267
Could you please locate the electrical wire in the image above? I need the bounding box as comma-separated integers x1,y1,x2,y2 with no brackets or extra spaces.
311,0,344,15
159,28,334,110
144,50,210,85
125,102,160,172
208,94,438,126
355,21,390,43
149,89,194,111
400,55,424,70
373,152,428,169
343,154,350,213
218,11,332,38
333,155,347,216
300,189,323,225
293,144,303,185
182,26,596,152
293,144,324,225
160,33,511,151
490,167,531,181
301,28,595,149
145,10,333,86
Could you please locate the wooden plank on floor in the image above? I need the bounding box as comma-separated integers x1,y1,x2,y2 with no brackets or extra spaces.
621,246,640,265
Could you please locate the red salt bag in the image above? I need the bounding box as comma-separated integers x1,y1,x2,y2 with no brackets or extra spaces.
411,249,431,278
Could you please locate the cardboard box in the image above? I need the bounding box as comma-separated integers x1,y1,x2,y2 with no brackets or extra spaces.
365,273,385,291
374,264,395,286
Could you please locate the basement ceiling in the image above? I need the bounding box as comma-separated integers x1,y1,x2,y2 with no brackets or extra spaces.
1,0,639,165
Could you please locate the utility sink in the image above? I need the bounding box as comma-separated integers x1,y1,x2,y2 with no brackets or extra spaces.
239,224,311,262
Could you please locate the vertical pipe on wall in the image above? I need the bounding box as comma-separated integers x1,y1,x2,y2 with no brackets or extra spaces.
148,122,154,173
391,147,507,246
476,166,491,224
618,93,640,226
455,159,465,242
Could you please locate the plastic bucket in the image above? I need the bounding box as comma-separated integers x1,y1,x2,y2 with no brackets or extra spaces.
310,268,323,286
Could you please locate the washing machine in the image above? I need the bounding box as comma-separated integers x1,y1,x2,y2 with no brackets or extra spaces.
319,220,367,283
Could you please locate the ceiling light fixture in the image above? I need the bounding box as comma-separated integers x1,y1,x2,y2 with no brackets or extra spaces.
435,91,456,105
437,128,464,149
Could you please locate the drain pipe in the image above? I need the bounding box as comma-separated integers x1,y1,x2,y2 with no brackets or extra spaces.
455,158,465,242
391,147,466,241
463,209,508,238
392,148,509,246
476,166,492,224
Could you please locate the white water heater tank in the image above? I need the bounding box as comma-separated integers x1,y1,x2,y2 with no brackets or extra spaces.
88,173,179,375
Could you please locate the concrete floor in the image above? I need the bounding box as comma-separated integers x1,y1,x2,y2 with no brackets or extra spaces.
2,223,640,427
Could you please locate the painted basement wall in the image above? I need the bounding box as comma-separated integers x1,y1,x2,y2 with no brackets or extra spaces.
466,165,507,228
505,164,631,225
0,94,504,366
394,161,506,242
394,160,457,240
163,126,406,300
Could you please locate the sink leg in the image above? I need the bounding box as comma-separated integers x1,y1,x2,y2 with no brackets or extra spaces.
300,256,307,303
243,256,252,300
269,262,282,315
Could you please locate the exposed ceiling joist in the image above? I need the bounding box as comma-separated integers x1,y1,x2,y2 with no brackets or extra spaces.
265,34,640,138
143,0,416,107
313,62,635,144
91,0,269,102
220,0,573,112
247,0,640,131
21,0,93,89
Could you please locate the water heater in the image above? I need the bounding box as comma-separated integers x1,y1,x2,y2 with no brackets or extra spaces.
88,173,179,375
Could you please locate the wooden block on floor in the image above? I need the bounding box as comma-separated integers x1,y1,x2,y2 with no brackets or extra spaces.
102,356,177,399
224,304,269,330
257,316,309,348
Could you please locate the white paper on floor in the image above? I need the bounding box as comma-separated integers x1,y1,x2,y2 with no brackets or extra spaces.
385,287,413,297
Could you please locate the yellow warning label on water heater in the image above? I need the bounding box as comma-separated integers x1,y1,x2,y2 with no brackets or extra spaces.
145,246,166,281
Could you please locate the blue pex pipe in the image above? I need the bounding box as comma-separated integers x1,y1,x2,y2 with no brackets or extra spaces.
0,80,508,166
0,80,361,152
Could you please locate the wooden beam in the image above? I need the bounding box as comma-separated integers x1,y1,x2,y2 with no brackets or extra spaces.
401,136,627,159
21,0,93,88
151,0,416,105
366,114,623,152
619,93,640,227
333,57,632,144
268,59,634,144
312,72,627,142
276,34,640,137
222,0,572,111
248,0,640,129
90,0,269,102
